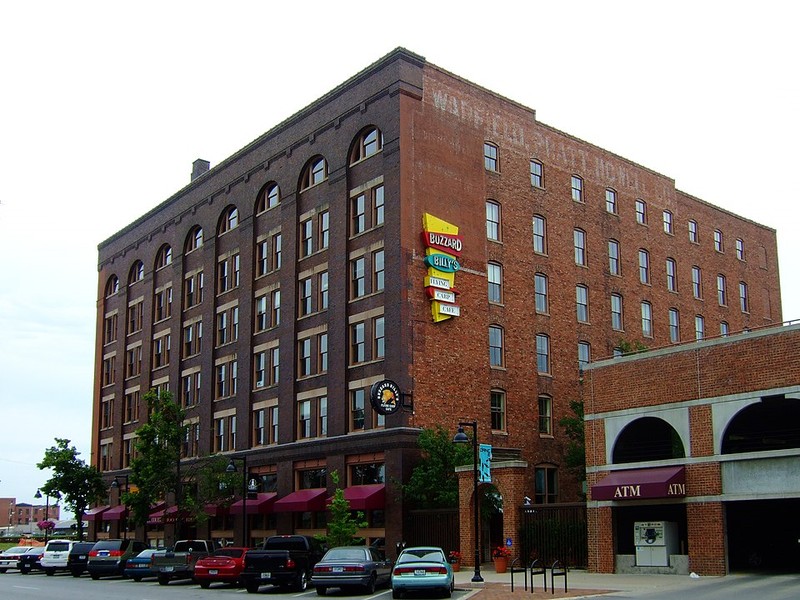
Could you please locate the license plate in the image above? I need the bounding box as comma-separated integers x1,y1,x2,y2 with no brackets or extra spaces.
164,566,174,572
414,569,426,575
78,555,86,560
99,551,109,557
209,569,218,575
333,567,343,573
260,572,271,579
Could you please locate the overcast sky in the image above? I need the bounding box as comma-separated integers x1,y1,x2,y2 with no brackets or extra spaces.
1,1,797,516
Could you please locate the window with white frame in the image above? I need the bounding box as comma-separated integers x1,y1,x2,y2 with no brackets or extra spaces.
608,239,620,275
720,321,730,336
688,220,698,243
488,262,502,303
736,238,745,261
605,189,617,214
536,333,550,374
692,266,702,299
490,390,506,431
635,199,647,224
695,315,705,340
489,325,504,367
571,175,583,202
739,281,749,312
574,229,587,266
576,285,589,323
714,229,724,252
534,273,548,313
530,159,543,187
638,249,650,284
484,142,498,171
486,201,501,241
533,214,546,254
578,341,591,368
663,210,673,234
538,395,552,435
717,274,727,306
669,308,680,343
666,258,677,292
641,301,653,337
611,294,624,330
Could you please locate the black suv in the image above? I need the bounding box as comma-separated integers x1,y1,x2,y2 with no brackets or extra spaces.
67,542,96,577
87,539,149,579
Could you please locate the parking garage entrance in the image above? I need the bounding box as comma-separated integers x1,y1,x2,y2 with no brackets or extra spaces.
726,498,800,572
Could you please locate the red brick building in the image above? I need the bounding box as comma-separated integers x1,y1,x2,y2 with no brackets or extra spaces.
585,323,800,575
91,48,782,557
0,498,60,527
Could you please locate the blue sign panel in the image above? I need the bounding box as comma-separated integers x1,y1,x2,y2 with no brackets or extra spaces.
479,444,492,483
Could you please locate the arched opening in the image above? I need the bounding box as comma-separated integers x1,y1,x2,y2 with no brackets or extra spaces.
721,395,800,454
612,417,685,464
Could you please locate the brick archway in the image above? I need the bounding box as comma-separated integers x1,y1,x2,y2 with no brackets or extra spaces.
455,460,528,566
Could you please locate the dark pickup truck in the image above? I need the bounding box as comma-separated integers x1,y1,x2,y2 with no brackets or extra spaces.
240,535,326,593
151,540,219,585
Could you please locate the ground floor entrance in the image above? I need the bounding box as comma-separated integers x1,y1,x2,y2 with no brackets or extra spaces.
726,498,800,572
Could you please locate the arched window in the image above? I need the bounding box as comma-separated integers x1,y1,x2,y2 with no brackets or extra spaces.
612,417,686,464
722,397,800,453
219,206,239,235
186,226,203,253
105,275,119,298
155,244,172,270
256,182,280,214
129,260,144,285
350,126,383,164
300,156,327,190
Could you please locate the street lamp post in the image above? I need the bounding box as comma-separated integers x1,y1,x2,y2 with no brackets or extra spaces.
226,457,257,547
110,475,129,539
34,489,50,543
453,421,483,583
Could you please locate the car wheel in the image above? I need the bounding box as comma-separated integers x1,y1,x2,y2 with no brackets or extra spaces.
442,585,452,598
200,580,211,589
0,568,7,574
90,573,100,581
365,574,377,594
392,589,403,599
295,571,308,591
158,574,170,585
20,566,30,574
133,576,142,582
245,581,260,593
71,571,81,578
316,586,326,596
45,568,55,576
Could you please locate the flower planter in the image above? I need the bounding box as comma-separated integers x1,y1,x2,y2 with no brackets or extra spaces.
493,556,508,573
451,561,460,572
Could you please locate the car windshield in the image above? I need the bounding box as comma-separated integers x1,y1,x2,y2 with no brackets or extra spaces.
398,549,445,563
324,548,367,561
46,542,70,552
136,549,158,558
213,548,244,558
3,546,30,554
25,548,44,555
92,541,123,551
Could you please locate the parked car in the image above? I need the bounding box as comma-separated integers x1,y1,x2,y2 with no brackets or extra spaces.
67,542,96,577
18,546,46,574
0,546,34,573
151,539,219,585
240,534,326,593
193,547,250,589
87,539,150,579
123,548,162,582
311,546,393,595
41,539,79,575
391,546,454,599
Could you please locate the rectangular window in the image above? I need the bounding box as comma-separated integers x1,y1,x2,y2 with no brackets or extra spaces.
253,408,266,446
714,229,724,252
215,306,239,346
103,313,118,345
720,321,730,336
272,233,282,270
605,189,617,214
127,300,143,334
535,466,558,504
484,142,498,171
695,315,705,340
611,294,624,330
717,274,727,306
608,240,620,275
181,371,201,407
350,389,366,431
270,406,279,444
298,337,312,377
300,219,313,257
183,320,202,357
125,347,141,378
152,334,170,369
688,220,698,243
270,347,279,385
486,201,500,241
739,281,749,312
100,397,113,429
298,400,312,439
254,352,267,388
100,442,113,471
352,194,366,235
255,295,268,332
213,415,237,452
578,342,591,368
318,333,328,372
318,397,328,437
574,229,586,266
534,273,548,313
530,160,543,187
256,239,269,277
299,277,312,316
373,186,384,226
488,262,502,303
536,334,550,374
123,390,140,423
736,238,745,261
490,390,506,431
663,210,673,234
638,249,650,284
271,289,281,327
351,257,365,298
217,253,240,293
351,322,365,364
532,215,546,254
635,199,647,224
538,395,552,435
319,211,329,250
373,316,385,359
373,249,384,292
669,308,680,343
692,266,703,299
641,301,653,337
215,359,238,399
154,287,172,322
576,285,589,323
184,271,204,309
666,258,677,292
489,325,503,367
319,271,329,310
571,176,583,202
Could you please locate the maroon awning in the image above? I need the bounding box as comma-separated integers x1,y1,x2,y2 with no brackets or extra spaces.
85,505,110,521
327,484,386,511
230,493,278,515
591,466,686,501
147,509,166,525
273,488,327,512
204,503,230,517
103,505,129,521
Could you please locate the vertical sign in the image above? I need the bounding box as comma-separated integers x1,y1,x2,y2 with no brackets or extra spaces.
479,443,492,483
422,213,462,322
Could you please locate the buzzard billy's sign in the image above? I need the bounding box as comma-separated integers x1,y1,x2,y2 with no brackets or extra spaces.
422,213,462,322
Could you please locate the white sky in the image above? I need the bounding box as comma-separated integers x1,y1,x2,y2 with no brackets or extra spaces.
1,1,797,516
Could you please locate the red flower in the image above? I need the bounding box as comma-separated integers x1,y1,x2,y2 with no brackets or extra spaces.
492,546,511,558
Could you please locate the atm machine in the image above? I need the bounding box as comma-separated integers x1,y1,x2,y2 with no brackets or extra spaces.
634,521,679,567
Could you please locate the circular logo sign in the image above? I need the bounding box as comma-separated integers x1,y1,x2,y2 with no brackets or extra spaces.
370,380,402,416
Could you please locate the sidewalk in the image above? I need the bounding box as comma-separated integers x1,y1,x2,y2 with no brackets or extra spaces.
454,565,720,599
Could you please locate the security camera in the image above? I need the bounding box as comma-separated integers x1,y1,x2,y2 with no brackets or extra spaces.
523,496,531,505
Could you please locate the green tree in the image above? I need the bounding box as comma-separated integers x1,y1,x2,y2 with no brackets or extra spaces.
123,390,186,532
559,399,586,486
37,438,107,541
321,471,367,548
402,425,472,509
183,455,243,523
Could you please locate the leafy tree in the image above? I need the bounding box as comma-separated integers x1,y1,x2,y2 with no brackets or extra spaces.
122,389,186,531
182,455,243,523
402,425,472,509
616,338,648,355
37,438,107,541
559,399,586,486
320,471,367,548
